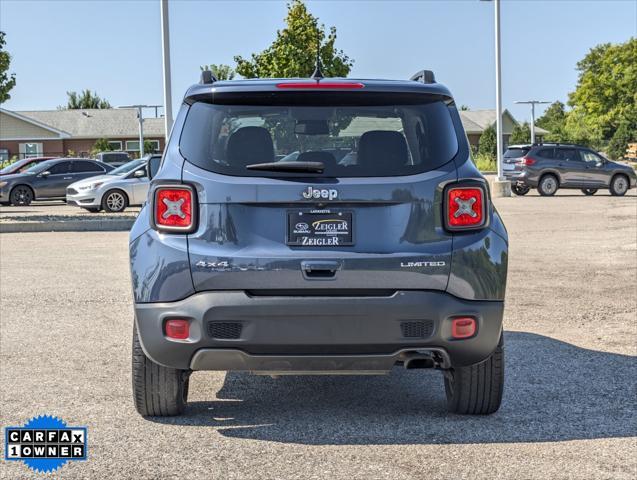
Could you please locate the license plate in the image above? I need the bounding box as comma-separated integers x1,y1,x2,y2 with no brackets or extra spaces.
287,210,353,246
503,163,515,171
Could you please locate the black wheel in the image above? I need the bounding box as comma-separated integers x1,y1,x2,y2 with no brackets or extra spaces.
132,323,190,417
581,188,598,196
102,189,128,212
609,174,629,196
83,207,102,213
444,334,504,415
511,184,530,196
10,185,34,206
537,175,559,196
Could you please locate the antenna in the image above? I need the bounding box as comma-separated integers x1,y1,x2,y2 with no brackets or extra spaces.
311,34,324,80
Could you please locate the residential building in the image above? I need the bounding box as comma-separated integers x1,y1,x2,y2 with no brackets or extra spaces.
0,107,547,162
460,109,548,151
0,108,165,161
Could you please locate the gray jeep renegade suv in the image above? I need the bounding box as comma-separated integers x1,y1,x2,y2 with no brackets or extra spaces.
130,70,508,416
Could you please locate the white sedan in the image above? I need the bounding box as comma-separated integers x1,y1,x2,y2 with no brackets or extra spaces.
66,155,161,213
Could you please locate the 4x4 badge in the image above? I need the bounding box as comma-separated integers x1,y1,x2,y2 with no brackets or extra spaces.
302,186,338,200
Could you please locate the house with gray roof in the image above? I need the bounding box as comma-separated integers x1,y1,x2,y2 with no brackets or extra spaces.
0,108,165,161
0,106,546,162
460,109,549,151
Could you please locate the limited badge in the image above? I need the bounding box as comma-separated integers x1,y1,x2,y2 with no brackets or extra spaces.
4,415,88,474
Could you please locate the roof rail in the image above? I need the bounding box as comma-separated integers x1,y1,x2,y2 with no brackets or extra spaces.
532,142,587,148
410,70,436,84
200,69,218,85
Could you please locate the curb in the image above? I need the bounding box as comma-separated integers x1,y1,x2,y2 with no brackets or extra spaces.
0,219,135,233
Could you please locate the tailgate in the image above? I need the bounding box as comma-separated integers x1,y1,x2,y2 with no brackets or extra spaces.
184,160,455,292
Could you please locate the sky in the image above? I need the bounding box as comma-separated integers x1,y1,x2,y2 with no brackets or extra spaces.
0,0,635,123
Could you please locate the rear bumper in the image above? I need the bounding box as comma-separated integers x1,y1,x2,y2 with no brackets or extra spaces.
134,290,504,371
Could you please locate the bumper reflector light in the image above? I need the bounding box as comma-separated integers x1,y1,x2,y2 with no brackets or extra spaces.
165,319,189,340
451,317,476,339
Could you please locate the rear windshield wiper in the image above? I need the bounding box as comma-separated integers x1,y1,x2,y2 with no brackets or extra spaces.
245,161,324,173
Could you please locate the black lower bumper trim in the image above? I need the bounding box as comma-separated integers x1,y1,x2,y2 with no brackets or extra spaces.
134,290,504,370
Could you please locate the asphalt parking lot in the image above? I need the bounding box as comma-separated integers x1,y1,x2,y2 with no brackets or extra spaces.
1,191,636,479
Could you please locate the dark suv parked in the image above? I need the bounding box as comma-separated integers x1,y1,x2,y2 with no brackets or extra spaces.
130,70,509,417
503,143,636,196
0,158,114,206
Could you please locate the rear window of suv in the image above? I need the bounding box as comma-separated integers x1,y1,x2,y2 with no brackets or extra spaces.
504,147,529,158
179,96,459,177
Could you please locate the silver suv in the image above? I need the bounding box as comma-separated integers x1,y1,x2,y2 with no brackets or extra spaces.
504,143,636,196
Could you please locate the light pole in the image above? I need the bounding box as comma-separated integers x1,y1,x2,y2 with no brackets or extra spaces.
493,0,503,181
514,100,551,144
160,0,173,142
118,105,163,157
481,0,509,196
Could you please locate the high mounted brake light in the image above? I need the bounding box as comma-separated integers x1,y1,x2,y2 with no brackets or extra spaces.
276,82,365,90
151,185,197,233
444,184,487,231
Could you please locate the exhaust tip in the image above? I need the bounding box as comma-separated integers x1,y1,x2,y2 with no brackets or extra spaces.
404,357,435,369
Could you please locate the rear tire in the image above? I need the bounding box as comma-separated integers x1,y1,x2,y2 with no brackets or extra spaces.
537,174,558,196
444,334,504,415
609,174,629,196
132,323,190,417
511,184,530,196
581,188,597,196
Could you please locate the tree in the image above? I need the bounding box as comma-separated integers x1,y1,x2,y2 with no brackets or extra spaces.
91,138,114,155
607,121,635,160
536,101,568,142
509,122,531,145
563,107,603,148
460,105,470,111
200,64,235,80
234,0,353,78
478,124,497,160
65,89,111,109
0,31,16,103
568,38,637,142
143,139,159,154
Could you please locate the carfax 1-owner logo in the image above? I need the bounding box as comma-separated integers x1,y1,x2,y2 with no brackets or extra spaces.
4,415,88,474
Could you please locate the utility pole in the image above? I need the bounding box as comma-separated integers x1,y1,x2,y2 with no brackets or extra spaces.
514,100,551,144
160,0,173,141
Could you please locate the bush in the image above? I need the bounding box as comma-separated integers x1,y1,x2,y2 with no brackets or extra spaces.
474,153,496,172
478,125,497,160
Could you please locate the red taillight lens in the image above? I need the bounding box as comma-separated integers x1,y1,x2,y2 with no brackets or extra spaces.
446,187,485,229
276,81,365,89
165,319,189,340
451,317,476,339
153,186,196,232
520,156,536,166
